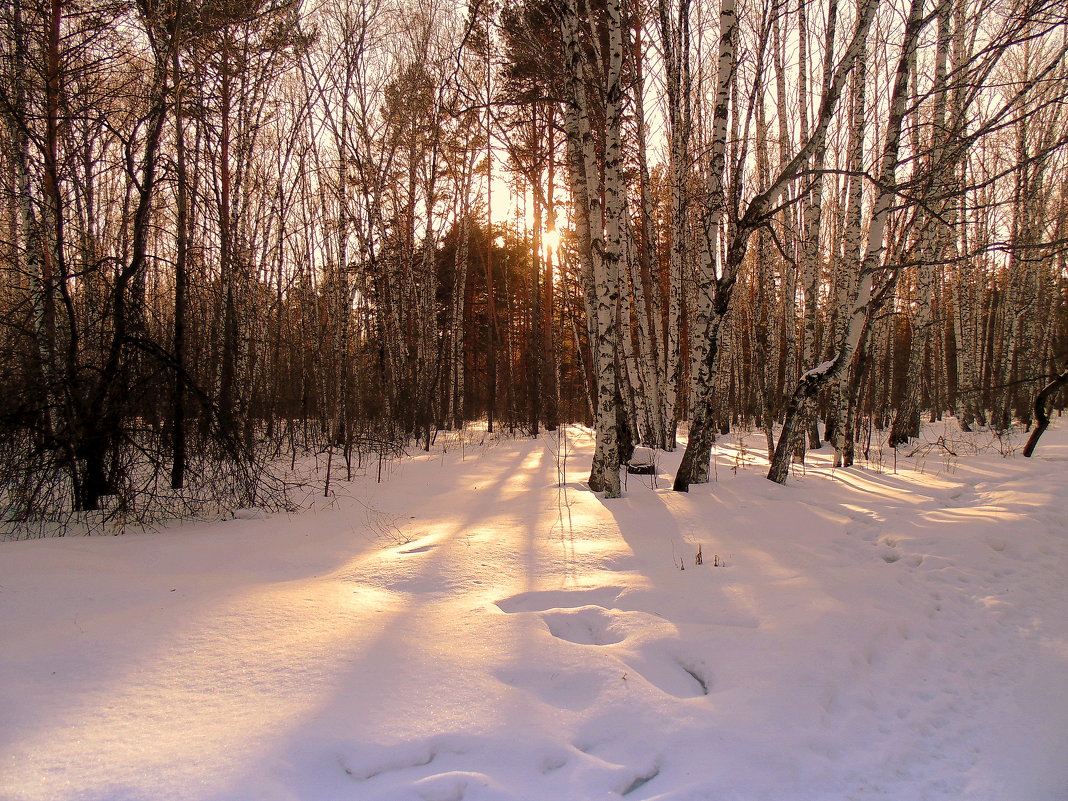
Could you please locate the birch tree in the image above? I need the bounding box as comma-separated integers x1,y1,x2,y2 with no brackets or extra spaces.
674,0,881,491
555,0,627,496
655,0,692,451
768,0,924,483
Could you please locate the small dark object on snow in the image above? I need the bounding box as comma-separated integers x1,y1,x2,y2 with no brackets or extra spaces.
627,446,656,475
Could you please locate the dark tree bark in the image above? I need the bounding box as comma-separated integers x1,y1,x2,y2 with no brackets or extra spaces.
1023,365,1068,457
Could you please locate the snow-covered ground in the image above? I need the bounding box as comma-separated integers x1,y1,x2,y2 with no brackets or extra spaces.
2,422,1067,801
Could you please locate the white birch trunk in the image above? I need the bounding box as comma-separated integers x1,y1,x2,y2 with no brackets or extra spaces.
830,2,868,464
674,0,881,491
657,0,692,451
448,211,469,428
624,215,664,444
795,0,838,450
558,0,624,497
623,21,667,448
687,0,734,412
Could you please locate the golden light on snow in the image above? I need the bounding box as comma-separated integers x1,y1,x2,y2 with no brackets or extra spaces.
3,581,396,801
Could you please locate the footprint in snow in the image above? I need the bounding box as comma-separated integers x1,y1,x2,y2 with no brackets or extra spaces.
624,650,714,698
621,766,661,796
569,739,664,797
339,744,437,781
540,607,625,646
495,586,624,614
494,666,602,711
880,550,924,566
538,752,568,774
413,771,493,801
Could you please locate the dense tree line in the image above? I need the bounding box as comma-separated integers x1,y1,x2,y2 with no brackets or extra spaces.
0,0,1065,529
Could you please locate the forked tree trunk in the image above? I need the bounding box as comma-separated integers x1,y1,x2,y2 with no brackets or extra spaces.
673,0,737,491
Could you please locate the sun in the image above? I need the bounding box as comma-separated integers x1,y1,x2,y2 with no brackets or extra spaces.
542,227,561,254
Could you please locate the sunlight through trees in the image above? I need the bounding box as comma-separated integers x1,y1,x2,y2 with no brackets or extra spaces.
0,0,1065,528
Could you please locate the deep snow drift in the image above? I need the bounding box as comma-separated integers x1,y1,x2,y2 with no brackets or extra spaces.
2,422,1067,801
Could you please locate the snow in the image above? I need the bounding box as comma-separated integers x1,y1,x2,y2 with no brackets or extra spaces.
2,422,1067,801
629,446,656,467
799,358,838,381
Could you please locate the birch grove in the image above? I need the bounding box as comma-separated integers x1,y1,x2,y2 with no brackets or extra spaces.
0,0,1065,529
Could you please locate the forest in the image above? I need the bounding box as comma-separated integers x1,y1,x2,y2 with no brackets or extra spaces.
1,0,1066,530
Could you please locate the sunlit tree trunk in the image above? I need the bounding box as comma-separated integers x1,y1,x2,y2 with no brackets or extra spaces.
625,14,667,448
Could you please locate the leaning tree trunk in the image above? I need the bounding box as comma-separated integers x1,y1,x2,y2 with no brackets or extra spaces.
675,0,880,491
768,0,923,484
1022,365,1068,457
